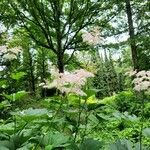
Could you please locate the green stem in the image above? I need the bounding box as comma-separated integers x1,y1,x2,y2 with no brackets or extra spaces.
18,122,28,135
14,115,17,135
81,110,90,143
139,93,145,150
74,96,88,142
74,97,82,142
35,95,65,149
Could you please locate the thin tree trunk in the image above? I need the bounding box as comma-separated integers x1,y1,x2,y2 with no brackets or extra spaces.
42,49,46,81
30,67,35,93
125,0,138,70
28,50,35,94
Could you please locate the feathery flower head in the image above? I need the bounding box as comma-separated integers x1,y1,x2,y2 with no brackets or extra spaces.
41,69,94,96
82,27,101,45
0,45,7,54
131,70,150,92
8,46,22,55
3,53,17,60
0,45,22,61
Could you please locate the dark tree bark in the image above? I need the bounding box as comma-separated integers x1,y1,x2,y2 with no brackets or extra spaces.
57,53,64,73
25,48,36,94
29,54,35,94
125,0,139,70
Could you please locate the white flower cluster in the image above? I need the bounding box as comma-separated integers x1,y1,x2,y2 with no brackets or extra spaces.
39,69,94,96
82,27,101,45
130,70,150,92
0,46,7,54
3,53,17,60
0,45,22,61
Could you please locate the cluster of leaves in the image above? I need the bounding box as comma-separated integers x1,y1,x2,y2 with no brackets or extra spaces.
0,89,103,149
0,88,150,149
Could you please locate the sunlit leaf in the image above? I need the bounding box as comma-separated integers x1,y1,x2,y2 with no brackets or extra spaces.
10,72,26,80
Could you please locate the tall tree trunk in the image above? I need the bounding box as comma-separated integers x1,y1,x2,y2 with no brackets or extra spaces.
41,49,46,81
57,53,64,73
30,67,35,94
125,0,138,70
56,8,64,73
28,50,35,94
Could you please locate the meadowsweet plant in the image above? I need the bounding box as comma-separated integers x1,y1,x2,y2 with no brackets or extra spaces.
41,69,94,96
38,69,95,143
0,45,8,54
128,70,150,150
3,53,17,61
0,45,22,61
129,70,150,92
82,27,101,45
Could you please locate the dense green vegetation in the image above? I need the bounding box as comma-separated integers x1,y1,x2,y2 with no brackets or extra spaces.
0,0,150,149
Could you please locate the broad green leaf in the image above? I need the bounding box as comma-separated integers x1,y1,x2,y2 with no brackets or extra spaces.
96,113,112,121
88,114,99,125
0,100,11,109
79,138,103,150
110,139,132,150
11,108,48,122
45,145,53,150
133,142,140,150
81,95,98,104
143,128,150,138
84,89,99,98
0,140,15,150
0,146,9,150
41,132,69,148
67,94,80,106
0,123,14,134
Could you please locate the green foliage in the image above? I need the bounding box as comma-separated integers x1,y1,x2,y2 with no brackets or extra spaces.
0,0,150,149
10,72,26,80
3,91,28,102
143,103,150,118
37,132,70,149
0,89,150,149
143,128,150,138
0,79,7,88
99,95,116,105
93,52,119,99
114,91,140,114
11,108,49,122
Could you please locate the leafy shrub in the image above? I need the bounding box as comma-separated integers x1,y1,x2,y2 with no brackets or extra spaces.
97,91,140,114
3,91,28,102
144,102,150,118
98,90,150,117
98,95,116,105
114,91,141,114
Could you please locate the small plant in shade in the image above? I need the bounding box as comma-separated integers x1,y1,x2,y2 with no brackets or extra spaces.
127,69,150,150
